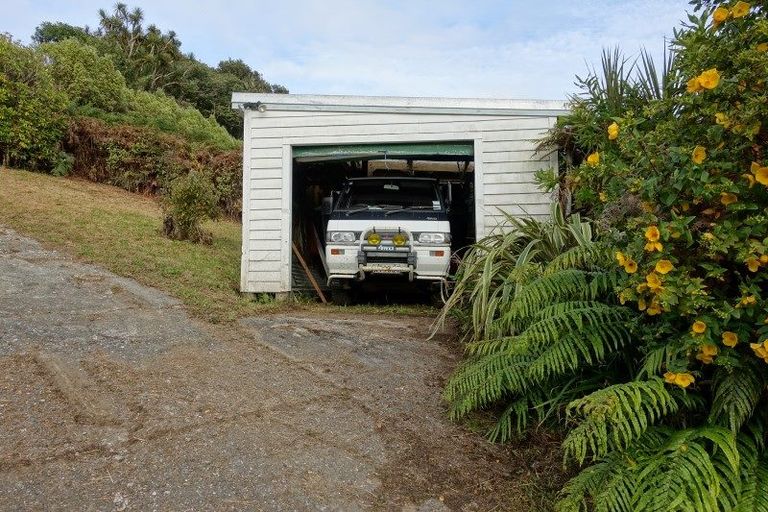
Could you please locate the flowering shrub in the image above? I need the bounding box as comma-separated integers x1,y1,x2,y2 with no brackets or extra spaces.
555,1,768,509
446,2,768,511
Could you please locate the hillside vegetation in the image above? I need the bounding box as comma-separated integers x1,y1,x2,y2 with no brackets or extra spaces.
1,3,284,218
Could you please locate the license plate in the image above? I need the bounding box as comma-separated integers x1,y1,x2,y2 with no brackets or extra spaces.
377,246,395,251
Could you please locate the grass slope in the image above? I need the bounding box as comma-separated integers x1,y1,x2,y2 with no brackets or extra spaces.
0,169,435,322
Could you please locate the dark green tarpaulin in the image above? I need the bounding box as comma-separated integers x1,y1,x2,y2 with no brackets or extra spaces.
292,142,473,162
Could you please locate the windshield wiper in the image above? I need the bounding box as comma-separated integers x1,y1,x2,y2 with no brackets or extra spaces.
383,206,438,216
344,204,400,216
345,206,372,216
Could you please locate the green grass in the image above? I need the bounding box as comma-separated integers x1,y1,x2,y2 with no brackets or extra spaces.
0,168,436,322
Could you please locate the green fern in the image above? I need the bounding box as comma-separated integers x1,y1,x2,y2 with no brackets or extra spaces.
710,363,766,433
559,427,742,512
564,379,678,464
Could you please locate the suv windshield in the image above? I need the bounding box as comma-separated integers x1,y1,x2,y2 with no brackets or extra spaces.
338,179,440,210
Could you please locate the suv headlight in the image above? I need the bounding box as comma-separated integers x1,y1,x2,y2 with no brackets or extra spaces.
328,231,357,243
416,232,450,245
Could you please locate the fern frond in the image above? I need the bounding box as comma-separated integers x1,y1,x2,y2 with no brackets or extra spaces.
527,320,633,382
710,362,766,432
560,427,742,512
564,379,677,463
632,427,739,512
734,433,768,512
444,353,534,419
500,269,619,324
557,428,669,512
545,242,613,274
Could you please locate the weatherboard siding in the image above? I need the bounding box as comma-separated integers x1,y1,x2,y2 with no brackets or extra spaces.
241,108,557,293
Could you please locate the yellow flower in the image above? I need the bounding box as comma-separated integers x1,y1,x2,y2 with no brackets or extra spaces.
646,303,662,316
676,373,695,387
740,295,757,306
746,258,760,272
758,43,768,52
692,145,707,165
624,259,638,274
761,255,768,264
692,320,707,334
712,6,730,23
615,251,626,266
715,112,731,128
638,297,647,311
655,260,674,274
644,241,663,252
645,225,661,242
743,173,756,188
665,372,695,388
586,152,600,167
722,331,738,347
607,122,619,140
696,344,717,364
687,77,702,93
599,191,607,202
751,341,768,361
752,162,768,186
636,283,648,293
646,272,663,291
720,192,738,206
732,1,750,18
697,68,721,90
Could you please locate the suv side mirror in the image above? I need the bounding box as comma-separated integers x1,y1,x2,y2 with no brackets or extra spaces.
321,196,333,215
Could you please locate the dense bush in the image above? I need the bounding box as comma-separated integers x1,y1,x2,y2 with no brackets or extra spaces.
40,38,127,112
444,2,768,510
121,89,238,150
66,117,242,217
0,36,68,170
162,170,220,242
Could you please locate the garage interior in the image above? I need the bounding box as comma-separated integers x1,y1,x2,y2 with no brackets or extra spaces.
289,142,476,301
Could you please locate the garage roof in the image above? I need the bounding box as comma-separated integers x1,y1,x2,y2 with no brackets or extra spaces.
292,142,473,163
232,93,569,117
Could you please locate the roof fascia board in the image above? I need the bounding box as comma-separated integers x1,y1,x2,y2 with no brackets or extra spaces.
232,93,569,116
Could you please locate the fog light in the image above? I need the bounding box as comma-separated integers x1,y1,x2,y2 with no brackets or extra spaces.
330,248,344,255
430,250,445,257
392,232,407,246
367,232,382,245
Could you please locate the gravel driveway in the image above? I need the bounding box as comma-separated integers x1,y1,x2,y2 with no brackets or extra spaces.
0,226,551,511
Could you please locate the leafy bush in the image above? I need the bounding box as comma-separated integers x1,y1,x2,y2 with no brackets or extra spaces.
40,38,127,112
0,35,68,170
444,2,768,510
65,117,242,217
121,89,238,150
162,170,219,242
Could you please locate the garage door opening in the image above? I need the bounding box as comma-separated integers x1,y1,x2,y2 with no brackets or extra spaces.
289,141,476,303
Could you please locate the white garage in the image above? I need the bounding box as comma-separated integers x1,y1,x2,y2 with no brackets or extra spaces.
231,93,567,295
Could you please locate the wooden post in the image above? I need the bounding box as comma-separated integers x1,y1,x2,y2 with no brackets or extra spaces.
291,243,328,304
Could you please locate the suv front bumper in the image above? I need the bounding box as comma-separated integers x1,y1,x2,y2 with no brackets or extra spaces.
326,244,450,282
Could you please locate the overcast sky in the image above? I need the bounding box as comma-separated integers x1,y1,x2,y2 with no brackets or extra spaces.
4,0,693,100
